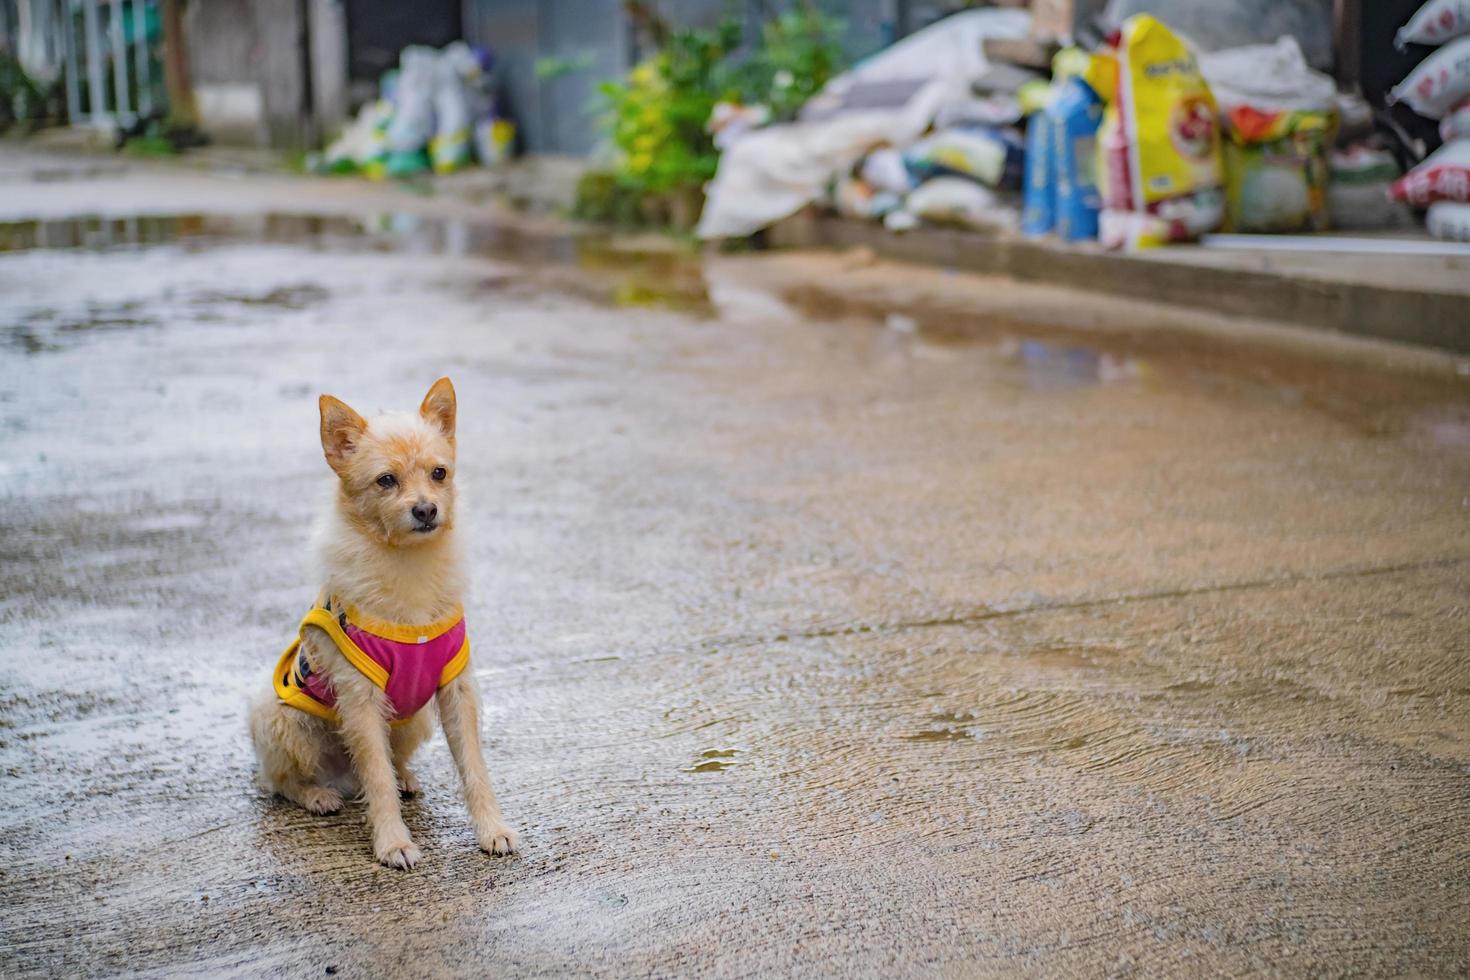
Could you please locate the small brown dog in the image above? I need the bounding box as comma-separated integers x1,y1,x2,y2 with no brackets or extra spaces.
249,378,516,869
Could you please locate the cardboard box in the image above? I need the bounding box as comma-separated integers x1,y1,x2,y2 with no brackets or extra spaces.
1030,0,1107,41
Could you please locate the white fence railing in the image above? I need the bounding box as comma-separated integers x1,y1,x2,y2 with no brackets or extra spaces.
58,0,156,130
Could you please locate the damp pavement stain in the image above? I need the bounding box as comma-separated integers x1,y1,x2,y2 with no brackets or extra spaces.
2,149,1470,977
683,749,743,772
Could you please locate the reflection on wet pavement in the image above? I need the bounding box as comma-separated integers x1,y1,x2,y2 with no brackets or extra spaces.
903,711,977,741
0,212,715,319
2,202,1469,976
683,749,742,773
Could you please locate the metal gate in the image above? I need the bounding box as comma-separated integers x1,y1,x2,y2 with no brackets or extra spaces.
49,0,159,131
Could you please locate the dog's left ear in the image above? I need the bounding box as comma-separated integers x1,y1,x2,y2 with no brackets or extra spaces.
320,394,367,476
420,377,456,440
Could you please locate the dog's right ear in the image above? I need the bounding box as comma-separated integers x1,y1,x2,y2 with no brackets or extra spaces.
319,395,367,475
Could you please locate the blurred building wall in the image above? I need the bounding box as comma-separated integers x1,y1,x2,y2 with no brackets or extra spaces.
464,0,627,159
186,0,262,143
179,0,982,154
186,0,346,148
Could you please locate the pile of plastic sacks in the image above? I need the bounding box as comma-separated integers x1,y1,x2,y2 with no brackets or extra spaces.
806,14,1384,249
1022,1,1470,246
699,3,1470,247
320,42,514,179
1025,16,1390,248
829,15,1355,249
832,117,1029,233
696,8,1038,240
1387,0,1470,240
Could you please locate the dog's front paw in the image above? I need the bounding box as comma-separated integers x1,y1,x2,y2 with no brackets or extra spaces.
475,821,518,856
375,829,422,870
299,786,343,815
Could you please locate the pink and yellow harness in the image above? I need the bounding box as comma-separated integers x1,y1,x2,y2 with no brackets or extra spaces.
274,597,470,724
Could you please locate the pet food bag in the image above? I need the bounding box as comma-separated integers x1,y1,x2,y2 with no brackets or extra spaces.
1049,76,1104,240
429,42,486,174
1390,139,1470,204
906,177,1013,230
430,73,473,174
1222,106,1336,232
384,47,439,176
1089,15,1225,249
859,148,918,195
906,127,1025,188
1427,200,1470,238
832,176,902,220
1022,108,1057,235
323,99,392,178
1327,145,1414,231
1397,0,1470,49
473,118,515,167
1443,99,1470,140
1391,36,1470,118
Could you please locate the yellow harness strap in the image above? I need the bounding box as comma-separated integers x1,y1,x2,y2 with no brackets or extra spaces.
272,606,470,725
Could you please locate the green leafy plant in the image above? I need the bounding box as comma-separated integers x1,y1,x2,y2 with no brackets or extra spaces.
585,4,846,227
597,18,742,195
536,53,596,80
746,8,845,121
0,51,55,132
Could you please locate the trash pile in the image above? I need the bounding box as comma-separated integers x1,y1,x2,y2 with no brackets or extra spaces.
319,42,514,179
696,8,1035,239
698,0,1470,248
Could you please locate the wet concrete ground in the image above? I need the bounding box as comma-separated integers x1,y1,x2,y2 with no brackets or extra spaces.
2,150,1470,976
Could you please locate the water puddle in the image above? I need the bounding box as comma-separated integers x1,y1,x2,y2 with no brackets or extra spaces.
783,279,1470,449
682,748,742,773
1023,645,1107,671
785,282,1155,390
1000,338,1145,391
4,212,1467,452
190,284,330,310
5,300,161,354
0,214,221,252
0,212,712,317
904,710,978,742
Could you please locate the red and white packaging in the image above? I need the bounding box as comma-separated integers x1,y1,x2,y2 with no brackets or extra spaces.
1442,99,1470,140
1390,140,1470,205
1391,36,1470,118
1396,0,1470,49
1427,200,1470,239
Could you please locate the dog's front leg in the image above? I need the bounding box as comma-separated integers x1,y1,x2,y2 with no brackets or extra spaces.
333,668,420,869
438,672,518,856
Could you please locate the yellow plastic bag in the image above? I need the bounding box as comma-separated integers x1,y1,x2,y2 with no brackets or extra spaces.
1091,15,1225,248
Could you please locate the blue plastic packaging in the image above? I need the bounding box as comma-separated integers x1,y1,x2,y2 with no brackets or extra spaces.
1048,77,1104,241
1021,110,1055,235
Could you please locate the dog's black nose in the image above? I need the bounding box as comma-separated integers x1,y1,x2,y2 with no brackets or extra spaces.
412,502,438,524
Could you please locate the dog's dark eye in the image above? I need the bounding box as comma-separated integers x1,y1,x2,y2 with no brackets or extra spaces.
431,466,447,482
376,473,397,489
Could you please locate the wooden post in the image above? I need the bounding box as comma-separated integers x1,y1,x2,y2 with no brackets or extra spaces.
161,0,197,128
1333,0,1362,93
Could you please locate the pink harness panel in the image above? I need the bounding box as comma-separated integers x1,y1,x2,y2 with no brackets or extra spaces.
300,615,467,721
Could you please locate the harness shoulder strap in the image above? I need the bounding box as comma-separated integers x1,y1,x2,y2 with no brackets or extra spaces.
272,638,338,721
299,606,390,690
438,635,472,689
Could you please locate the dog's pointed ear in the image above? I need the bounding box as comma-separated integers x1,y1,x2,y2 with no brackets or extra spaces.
419,377,456,440
319,394,367,475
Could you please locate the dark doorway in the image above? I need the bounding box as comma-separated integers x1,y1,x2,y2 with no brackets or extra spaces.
1359,0,1442,153
345,0,464,83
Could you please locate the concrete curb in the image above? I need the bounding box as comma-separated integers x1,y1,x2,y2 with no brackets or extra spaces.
766,212,1470,354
